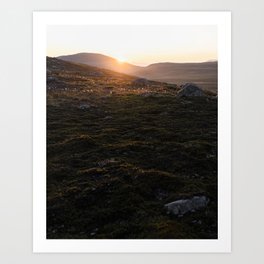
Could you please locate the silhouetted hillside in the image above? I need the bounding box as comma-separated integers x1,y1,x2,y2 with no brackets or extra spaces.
58,53,217,92
58,53,141,75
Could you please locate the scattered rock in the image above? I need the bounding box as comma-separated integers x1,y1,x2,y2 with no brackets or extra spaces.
79,103,91,109
206,153,215,159
177,83,205,97
90,228,98,236
191,220,202,225
140,92,153,97
47,76,56,81
165,196,209,216
104,116,113,120
132,78,149,86
97,158,117,167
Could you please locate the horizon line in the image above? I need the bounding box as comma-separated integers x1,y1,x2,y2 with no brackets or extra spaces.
49,52,218,67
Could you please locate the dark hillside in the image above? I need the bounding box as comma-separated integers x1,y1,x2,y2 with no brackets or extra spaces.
47,57,217,239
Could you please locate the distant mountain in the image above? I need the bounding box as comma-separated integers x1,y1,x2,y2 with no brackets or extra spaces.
58,53,217,92
133,62,218,92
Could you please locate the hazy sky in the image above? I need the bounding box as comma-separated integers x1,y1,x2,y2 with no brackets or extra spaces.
47,25,217,66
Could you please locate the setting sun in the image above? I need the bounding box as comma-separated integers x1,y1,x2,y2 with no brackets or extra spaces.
116,56,126,64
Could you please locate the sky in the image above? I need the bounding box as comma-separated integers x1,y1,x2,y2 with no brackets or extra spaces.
47,25,217,66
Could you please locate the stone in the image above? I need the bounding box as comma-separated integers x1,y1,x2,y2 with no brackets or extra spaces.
177,83,205,97
132,78,149,86
47,76,56,81
165,195,209,216
97,158,117,167
79,103,91,109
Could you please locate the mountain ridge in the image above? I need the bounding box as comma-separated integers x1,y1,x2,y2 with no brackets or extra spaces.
57,52,218,92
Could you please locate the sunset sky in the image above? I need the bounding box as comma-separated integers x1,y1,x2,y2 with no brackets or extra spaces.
47,25,217,66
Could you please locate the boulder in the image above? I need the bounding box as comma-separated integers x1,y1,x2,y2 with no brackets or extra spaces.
177,83,204,97
132,78,149,86
165,195,209,216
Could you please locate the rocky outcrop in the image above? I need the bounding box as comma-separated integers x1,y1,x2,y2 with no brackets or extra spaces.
165,196,209,216
177,83,205,97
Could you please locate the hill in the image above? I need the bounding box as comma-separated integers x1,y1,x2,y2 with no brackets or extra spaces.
47,57,180,96
58,52,142,75
133,61,217,92
58,53,217,92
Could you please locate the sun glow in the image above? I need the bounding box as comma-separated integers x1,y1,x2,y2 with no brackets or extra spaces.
47,25,217,65
116,56,126,64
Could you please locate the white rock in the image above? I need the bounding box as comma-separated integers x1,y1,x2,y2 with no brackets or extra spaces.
165,196,209,216
177,83,205,97
79,104,91,109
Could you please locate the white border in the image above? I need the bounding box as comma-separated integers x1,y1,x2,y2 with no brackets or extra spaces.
33,11,231,253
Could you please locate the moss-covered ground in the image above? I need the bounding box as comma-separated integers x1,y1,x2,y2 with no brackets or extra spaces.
46,57,217,239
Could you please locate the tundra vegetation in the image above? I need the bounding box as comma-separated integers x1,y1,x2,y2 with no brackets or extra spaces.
47,57,217,239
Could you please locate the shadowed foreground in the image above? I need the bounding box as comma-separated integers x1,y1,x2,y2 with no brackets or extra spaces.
47,57,217,239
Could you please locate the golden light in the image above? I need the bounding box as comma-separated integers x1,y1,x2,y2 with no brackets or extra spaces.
116,55,126,64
